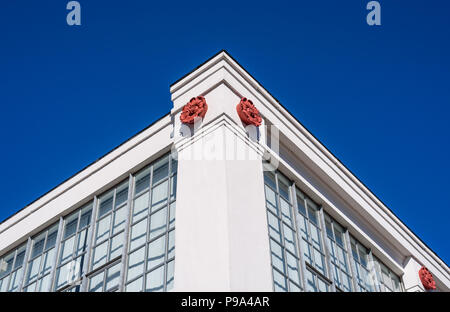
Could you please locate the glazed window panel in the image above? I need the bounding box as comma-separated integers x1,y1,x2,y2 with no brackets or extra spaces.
88,261,121,292
263,170,302,292
305,267,329,292
324,213,353,292
125,154,177,292
54,202,93,291
0,243,26,292
296,190,327,277
374,256,403,292
91,180,129,271
350,236,376,292
23,223,58,292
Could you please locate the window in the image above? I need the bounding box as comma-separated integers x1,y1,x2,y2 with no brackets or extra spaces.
88,261,121,292
324,214,353,291
0,243,26,292
374,257,403,292
296,189,328,284
91,180,129,271
264,170,302,292
125,155,177,292
304,267,329,292
350,236,376,292
54,202,93,291
22,223,58,292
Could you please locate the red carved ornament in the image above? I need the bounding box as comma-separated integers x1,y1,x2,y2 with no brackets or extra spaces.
180,96,208,124
419,266,436,290
236,97,262,127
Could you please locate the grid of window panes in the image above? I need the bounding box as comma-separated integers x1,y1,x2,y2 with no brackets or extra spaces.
263,170,302,292
374,256,403,292
87,180,129,292
0,153,177,292
324,213,353,291
0,243,26,292
350,236,376,292
54,203,93,291
295,189,329,291
125,154,177,292
264,169,404,293
23,223,58,292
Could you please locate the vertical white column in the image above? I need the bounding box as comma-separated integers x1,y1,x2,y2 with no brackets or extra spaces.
173,122,272,291
402,257,424,292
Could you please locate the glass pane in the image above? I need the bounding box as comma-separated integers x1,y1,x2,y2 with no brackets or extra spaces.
170,176,177,202
99,192,114,218
15,246,26,268
96,218,111,246
64,212,78,239
113,207,126,234
42,249,55,275
126,276,143,292
115,182,129,208
0,251,15,278
149,208,167,239
26,256,41,283
286,252,300,285
166,260,174,291
110,235,123,260
31,234,46,258
135,168,150,195
145,266,164,292
169,202,176,229
105,263,121,290
60,236,75,263
264,171,277,190
318,277,329,292
280,198,292,225
89,271,104,292
130,218,147,251
133,192,149,222
147,236,165,270
282,224,296,255
272,269,287,292
127,246,145,282
277,174,290,200
46,226,58,250
305,269,316,292
167,230,175,259
79,205,92,229
92,241,108,270
314,249,326,276
38,273,51,292
264,185,278,215
24,281,36,292
269,239,285,274
267,212,281,243
151,181,168,212
76,229,89,255
152,157,169,186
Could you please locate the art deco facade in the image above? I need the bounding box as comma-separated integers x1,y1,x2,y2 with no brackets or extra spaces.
0,51,448,292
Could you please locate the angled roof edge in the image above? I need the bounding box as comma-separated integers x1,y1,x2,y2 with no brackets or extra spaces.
170,49,449,270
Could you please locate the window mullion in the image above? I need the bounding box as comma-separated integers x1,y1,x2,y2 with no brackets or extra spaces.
368,250,382,292
80,197,98,292
290,186,307,291
17,237,32,292
48,217,64,291
118,173,134,292
344,230,359,292
318,207,335,292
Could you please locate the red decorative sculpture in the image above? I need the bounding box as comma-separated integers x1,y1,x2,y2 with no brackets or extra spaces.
419,266,436,290
236,97,262,126
180,96,208,124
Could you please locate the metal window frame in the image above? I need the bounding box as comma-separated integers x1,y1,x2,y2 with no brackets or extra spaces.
264,171,303,292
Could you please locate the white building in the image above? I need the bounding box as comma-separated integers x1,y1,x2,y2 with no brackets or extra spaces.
0,51,448,292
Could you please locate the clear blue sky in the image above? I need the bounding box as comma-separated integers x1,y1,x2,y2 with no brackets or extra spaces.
1,1,449,265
